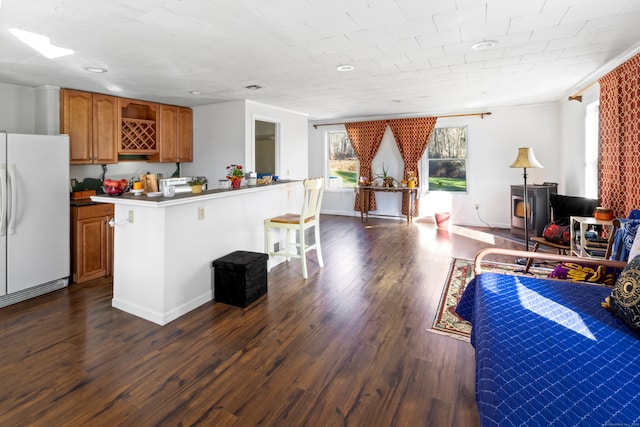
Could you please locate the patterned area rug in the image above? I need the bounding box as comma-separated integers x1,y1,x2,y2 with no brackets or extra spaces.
430,258,551,341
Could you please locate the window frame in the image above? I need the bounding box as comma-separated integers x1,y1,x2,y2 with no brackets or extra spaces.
585,101,599,199
325,130,359,191
420,125,469,194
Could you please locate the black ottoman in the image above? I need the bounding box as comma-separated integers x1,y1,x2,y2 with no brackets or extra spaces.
212,251,268,307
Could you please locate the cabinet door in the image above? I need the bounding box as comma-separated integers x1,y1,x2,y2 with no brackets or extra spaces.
93,94,118,164
75,216,110,283
177,107,193,162
61,89,93,164
157,104,178,162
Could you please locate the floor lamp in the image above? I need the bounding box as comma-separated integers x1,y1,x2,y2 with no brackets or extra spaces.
510,147,543,252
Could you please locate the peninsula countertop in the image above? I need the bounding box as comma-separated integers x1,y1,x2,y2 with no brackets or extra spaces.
91,180,300,206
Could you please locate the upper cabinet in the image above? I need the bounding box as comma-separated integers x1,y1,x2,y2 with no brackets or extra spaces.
149,105,193,163
118,98,159,154
61,89,192,164
61,89,118,165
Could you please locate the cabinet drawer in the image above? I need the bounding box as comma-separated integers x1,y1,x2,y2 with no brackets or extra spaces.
77,203,114,219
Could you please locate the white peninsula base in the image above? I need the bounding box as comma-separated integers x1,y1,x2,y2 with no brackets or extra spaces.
92,181,302,325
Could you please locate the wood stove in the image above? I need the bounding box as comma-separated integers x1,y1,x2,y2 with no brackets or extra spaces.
510,183,557,239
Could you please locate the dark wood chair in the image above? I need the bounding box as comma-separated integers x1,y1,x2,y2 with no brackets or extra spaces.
523,194,600,273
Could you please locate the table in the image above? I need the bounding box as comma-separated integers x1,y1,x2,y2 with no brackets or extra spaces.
357,185,419,225
570,216,614,258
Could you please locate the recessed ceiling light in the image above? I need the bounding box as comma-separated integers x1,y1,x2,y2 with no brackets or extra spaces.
336,65,355,72
245,85,263,90
9,28,74,59
84,66,107,73
392,99,402,103
471,40,499,51
189,91,202,95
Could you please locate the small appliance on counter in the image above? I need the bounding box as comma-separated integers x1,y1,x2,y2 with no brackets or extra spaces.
159,177,193,194
246,171,257,186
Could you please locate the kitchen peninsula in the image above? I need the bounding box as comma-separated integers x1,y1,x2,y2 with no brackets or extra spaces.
92,181,302,325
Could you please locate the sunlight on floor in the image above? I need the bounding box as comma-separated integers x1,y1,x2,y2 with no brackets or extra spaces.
451,225,497,245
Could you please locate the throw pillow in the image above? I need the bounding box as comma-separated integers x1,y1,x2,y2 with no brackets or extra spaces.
608,255,640,335
628,227,640,262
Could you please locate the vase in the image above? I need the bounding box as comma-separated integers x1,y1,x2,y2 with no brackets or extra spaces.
435,212,451,229
191,184,202,194
231,178,241,189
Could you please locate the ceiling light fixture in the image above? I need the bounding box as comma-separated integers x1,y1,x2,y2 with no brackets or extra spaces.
84,66,107,73
245,85,263,90
336,65,355,72
471,40,498,51
9,28,74,59
189,91,202,95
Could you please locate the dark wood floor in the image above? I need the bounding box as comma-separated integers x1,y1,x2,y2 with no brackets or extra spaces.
0,216,523,426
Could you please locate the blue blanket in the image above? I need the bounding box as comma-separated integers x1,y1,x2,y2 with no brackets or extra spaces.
456,272,640,426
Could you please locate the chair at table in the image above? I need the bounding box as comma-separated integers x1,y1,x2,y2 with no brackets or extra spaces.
524,194,599,273
264,177,325,279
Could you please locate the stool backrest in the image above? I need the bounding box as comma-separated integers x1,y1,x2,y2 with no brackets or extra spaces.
301,178,324,222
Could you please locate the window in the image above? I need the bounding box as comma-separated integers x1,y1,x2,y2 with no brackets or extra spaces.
427,126,468,192
327,131,357,189
585,102,599,199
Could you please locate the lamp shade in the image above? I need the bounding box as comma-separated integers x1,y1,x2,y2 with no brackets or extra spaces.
510,147,543,169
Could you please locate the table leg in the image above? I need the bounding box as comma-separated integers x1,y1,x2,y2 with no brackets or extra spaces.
360,189,370,223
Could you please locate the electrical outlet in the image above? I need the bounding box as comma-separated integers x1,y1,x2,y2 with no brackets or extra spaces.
287,190,292,200
274,242,280,252
198,206,205,220
128,210,134,223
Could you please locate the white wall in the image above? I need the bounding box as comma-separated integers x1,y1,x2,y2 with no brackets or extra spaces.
0,83,35,133
310,103,564,228
187,99,309,184
187,100,246,184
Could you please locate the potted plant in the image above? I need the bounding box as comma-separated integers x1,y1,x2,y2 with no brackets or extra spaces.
226,164,244,189
375,163,396,187
188,177,208,194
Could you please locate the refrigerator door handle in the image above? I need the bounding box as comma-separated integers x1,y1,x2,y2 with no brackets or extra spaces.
0,163,5,237
8,163,16,235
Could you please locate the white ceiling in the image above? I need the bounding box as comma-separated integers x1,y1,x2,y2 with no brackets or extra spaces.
1,0,640,121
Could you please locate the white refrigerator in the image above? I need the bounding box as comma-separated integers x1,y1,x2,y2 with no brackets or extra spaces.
0,132,70,306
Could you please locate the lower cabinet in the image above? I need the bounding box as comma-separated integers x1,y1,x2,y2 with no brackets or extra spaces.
71,203,114,283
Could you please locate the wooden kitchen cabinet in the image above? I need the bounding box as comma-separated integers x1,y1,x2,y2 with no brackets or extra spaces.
149,105,193,163
61,89,118,164
118,98,159,154
71,204,114,283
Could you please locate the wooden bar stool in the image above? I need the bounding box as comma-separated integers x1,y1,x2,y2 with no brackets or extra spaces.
264,178,325,279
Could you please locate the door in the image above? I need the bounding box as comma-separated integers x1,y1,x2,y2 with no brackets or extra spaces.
76,216,110,283
93,93,118,164
6,134,69,294
0,133,6,296
61,89,93,164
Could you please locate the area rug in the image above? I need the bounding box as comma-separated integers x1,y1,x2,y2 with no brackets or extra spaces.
430,258,551,341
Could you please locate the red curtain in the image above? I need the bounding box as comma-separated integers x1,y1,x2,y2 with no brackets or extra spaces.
345,121,387,211
388,117,437,215
598,53,640,218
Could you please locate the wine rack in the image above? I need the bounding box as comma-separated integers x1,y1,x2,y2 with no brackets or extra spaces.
120,118,157,153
